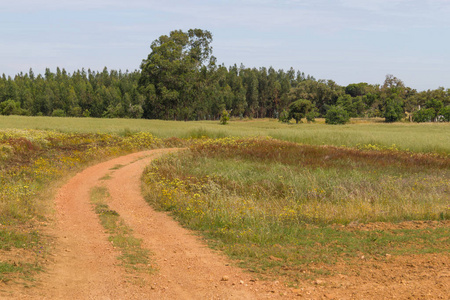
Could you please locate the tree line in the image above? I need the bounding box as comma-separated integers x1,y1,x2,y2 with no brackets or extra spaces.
1,28,450,123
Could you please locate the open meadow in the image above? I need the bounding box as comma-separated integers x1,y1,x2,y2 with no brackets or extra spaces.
0,116,449,298
1,115,450,154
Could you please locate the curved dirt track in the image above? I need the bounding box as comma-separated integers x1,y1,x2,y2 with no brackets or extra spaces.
8,149,291,299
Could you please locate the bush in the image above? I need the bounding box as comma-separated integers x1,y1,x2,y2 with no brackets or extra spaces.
51,109,66,117
306,110,318,123
384,99,404,122
278,109,290,123
0,100,23,116
289,99,313,124
440,106,450,122
220,110,230,125
325,106,350,125
412,108,435,123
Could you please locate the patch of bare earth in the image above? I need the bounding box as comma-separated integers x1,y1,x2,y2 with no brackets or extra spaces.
1,149,448,299
291,253,449,300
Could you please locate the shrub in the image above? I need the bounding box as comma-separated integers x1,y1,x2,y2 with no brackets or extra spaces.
412,108,435,123
384,99,404,122
0,99,23,116
51,109,66,117
306,110,318,123
289,99,313,124
440,106,450,122
278,109,290,123
325,106,350,125
220,110,230,125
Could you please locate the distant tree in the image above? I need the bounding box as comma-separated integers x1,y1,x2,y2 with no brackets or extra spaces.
220,109,229,125
278,109,290,123
129,104,144,119
440,106,450,122
424,99,444,122
412,108,435,123
305,109,319,123
336,94,358,117
384,98,404,122
139,28,215,120
289,80,343,116
0,99,22,115
289,99,313,124
345,82,368,97
325,105,350,125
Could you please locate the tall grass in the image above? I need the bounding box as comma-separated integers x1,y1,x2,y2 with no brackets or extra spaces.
142,137,450,281
144,137,449,225
1,116,449,154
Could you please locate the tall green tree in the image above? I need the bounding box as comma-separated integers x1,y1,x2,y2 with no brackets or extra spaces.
139,29,215,120
424,99,444,122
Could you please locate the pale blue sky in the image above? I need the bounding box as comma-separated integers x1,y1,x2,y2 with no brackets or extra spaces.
1,0,449,91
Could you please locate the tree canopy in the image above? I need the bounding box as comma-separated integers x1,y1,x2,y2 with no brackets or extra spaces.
139,29,216,120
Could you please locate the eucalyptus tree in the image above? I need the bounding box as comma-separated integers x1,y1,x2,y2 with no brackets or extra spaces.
139,29,216,120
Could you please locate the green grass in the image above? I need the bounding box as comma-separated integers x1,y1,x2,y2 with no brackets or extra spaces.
142,137,450,282
100,174,113,180
209,226,449,281
0,230,40,251
0,230,43,284
1,115,449,154
90,186,153,273
0,262,41,283
110,164,125,170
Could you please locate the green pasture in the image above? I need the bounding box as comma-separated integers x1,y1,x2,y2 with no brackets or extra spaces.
1,115,449,154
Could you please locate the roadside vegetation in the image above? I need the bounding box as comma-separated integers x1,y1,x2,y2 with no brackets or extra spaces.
0,129,166,284
142,137,449,283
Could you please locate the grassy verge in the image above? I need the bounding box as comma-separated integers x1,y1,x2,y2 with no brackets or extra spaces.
0,129,167,283
90,186,153,274
142,137,449,283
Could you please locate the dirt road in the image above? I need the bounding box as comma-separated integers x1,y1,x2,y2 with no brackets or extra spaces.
8,149,289,299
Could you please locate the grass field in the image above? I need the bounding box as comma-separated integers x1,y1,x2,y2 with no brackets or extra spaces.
1,116,449,286
142,137,449,282
1,115,449,154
